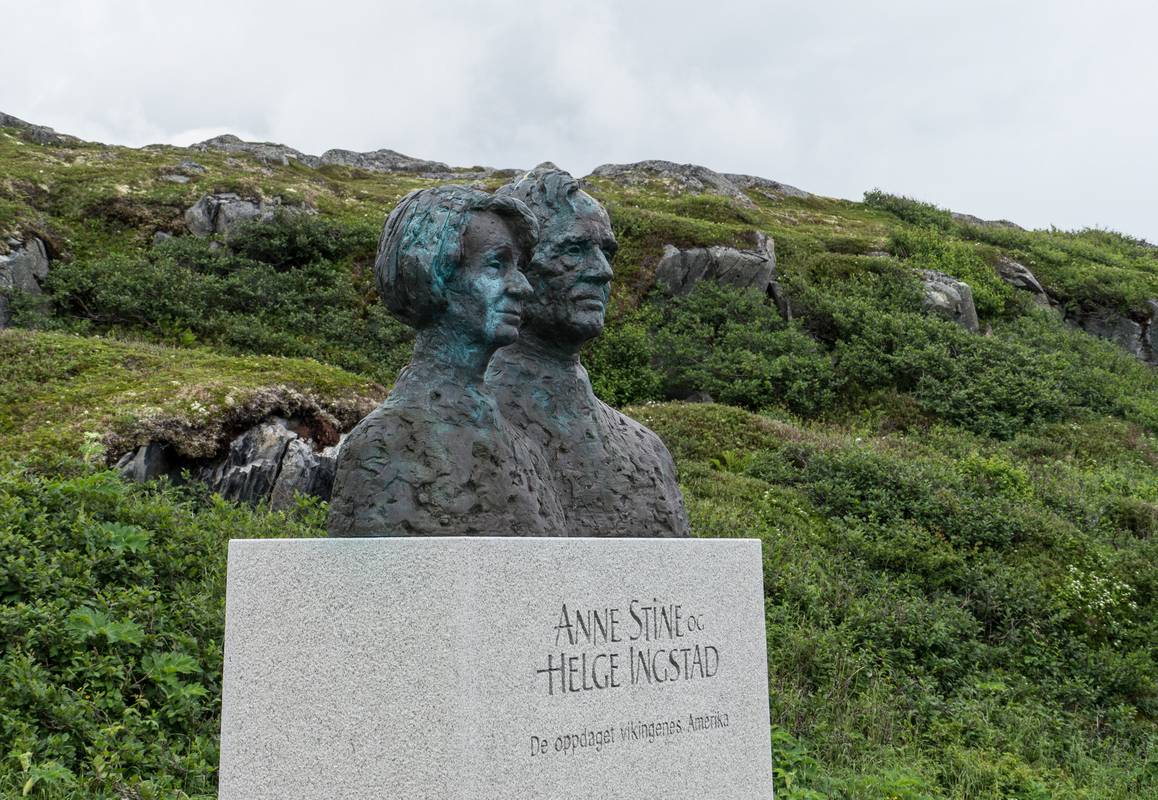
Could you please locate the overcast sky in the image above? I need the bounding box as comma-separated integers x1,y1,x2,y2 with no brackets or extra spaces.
4,0,1156,241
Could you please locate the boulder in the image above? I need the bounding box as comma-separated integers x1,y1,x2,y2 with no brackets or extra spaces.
723,173,812,201
950,211,1024,230
588,161,756,207
994,255,1050,306
318,148,451,174
0,237,50,327
115,442,176,482
197,419,297,504
190,134,321,168
1067,301,1158,365
117,416,345,506
919,270,980,332
654,232,790,319
269,438,341,510
184,193,303,235
0,111,81,146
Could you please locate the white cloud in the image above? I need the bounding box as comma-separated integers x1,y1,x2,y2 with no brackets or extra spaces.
1,0,1156,240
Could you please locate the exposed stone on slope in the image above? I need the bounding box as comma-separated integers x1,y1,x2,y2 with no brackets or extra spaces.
588,161,756,207
318,148,451,173
654,232,790,317
269,437,341,508
0,237,50,327
723,173,812,200
198,419,297,504
190,134,321,167
117,417,348,509
184,192,310,235
0,112,81,146
993,255,1050,306
1066,301,1157,365
189,133,471,175
950,211,1024,230
919,270,980,332
116,442,176,483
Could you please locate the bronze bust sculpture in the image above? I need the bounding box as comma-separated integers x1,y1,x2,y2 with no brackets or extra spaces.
327,186,567,536
328,172,689,538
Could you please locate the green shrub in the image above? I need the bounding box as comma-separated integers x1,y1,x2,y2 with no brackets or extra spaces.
650,284,835,415
0,464,326,798
39,221,413,385
889,227,1013,318
225,212,377,271
583,305,664,406
863,190,957,232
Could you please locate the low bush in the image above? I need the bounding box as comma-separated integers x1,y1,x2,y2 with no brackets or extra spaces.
37,217,413,385
0,465,326,799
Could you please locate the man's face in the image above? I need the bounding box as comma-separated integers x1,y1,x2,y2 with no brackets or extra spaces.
445,211,532,347
521,192,616,347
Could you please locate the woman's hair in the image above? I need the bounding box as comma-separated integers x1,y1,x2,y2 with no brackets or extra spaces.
375,185,538,328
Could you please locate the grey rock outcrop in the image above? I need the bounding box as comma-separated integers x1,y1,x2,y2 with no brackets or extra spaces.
318,148,451,174
184,193,306,235
189,133,469,176
116,442,176,483
994,255,1050,306
199,419,297,504
191,134,321,168
589,161,756,207
654,232,789,317
0,112,81,146
589,161,811,208
268,437,339,509
950,211,1024,230
1066,301,1157,365
723,173,812,200
117,417,343,509
0,237,50,327
919,269,980,332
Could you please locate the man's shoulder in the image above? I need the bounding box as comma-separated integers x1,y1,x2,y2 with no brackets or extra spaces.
597,401,675,458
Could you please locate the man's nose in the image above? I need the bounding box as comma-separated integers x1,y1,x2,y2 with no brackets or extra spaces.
584,248,613,284
507,267,533,298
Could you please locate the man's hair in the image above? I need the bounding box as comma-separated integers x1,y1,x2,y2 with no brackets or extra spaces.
497,162,581,220
496,163,612,267
375,185,538,328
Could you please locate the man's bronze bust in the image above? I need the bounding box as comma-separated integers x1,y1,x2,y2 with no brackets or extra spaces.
487,164,691,537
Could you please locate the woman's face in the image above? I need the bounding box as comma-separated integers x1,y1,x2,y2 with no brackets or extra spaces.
444,211,532,347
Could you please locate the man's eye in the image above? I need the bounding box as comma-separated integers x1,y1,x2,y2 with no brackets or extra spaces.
565,244,584,257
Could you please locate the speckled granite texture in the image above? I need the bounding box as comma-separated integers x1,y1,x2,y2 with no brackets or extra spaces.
219,537,773,799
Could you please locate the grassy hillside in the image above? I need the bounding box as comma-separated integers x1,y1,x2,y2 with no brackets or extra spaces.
1,121,1155,798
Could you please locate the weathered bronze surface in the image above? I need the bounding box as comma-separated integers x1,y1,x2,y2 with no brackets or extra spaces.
487,164,691,537
327,186,566,536
328,171,690,537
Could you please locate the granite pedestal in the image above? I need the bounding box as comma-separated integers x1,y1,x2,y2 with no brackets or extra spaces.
219,537,773,799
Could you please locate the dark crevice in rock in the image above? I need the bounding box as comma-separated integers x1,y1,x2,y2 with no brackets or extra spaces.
117,415,347,509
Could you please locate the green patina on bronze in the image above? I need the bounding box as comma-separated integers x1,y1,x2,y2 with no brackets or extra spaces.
329,175,690,537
